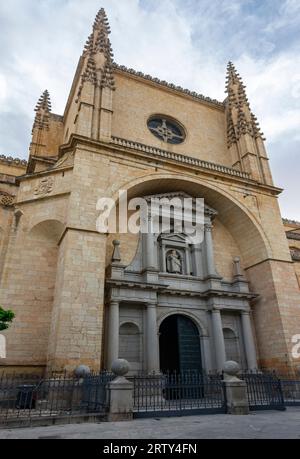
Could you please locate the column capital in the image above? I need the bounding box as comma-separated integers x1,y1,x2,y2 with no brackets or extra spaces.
241,310,251,316
146,302,157,308
204,223,213,232
212,307,222,313
110,300,119,307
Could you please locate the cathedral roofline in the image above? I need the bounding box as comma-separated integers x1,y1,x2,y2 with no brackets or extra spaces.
113,63,225,110
0,154,27,168
283,218,300,228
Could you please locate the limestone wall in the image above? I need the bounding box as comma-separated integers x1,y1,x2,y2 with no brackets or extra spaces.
112,73,228,166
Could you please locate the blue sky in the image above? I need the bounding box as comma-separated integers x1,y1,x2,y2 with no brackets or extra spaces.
0,0,299,219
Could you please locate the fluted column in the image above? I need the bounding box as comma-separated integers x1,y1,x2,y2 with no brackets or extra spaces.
211,309,226,371
146,303,160,373
204,224,218,278
107,301,119,370
241,311,258,370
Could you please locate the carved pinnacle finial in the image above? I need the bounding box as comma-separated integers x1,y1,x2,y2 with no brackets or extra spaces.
233,257,244,280
33,90,51,131
225,62,265,145
35,90,51,113
112,240,121,263
78,8,115,101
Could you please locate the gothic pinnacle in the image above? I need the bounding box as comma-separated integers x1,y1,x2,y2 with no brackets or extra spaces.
226,62,265,143
78,8,116,100
34,90,51,113
33,90,51,131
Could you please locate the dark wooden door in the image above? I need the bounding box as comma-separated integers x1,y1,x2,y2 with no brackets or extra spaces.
177,315,202,372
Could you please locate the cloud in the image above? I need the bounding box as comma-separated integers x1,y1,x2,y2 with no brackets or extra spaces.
0,0,299,219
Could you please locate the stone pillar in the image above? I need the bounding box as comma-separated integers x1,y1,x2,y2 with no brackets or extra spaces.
241,311,258,370
223,361,249,415
204,224,219,278
146,303,160,373
107,301,120,370
108,359,133,422
211,309,226,371
202,336,213,372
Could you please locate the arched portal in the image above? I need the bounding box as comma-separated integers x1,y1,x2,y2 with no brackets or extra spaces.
159,315,202,373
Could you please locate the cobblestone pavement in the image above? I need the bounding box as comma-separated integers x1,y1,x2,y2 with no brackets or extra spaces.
0,408,300,439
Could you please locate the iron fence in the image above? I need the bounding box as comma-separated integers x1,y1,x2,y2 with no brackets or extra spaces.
0,371,114,426
240,371,286,411
278,378,300,406
133,371,226,418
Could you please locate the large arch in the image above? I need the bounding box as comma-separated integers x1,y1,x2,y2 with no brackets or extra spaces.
110,172,271,269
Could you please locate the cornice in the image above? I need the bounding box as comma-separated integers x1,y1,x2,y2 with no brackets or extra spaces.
59,134,283,196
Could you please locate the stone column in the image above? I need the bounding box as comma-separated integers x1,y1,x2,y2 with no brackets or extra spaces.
241,311,258,370
211,309,226,371
107,301,120,370
146,303,160,373
204,224,218,278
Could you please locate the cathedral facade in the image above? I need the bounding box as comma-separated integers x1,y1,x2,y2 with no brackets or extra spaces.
0,9,300,375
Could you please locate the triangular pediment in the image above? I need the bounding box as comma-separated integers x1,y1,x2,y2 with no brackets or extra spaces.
158,233,188,243
143,191,218,217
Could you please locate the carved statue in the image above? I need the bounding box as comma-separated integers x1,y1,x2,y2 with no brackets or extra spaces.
167,250,182,274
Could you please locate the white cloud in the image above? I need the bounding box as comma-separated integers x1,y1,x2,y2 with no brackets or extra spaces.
0,0,299,219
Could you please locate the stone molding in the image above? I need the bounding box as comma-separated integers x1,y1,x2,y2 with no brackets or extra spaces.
111,136,251,180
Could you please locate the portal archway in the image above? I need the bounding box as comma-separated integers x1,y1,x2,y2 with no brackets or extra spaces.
159,314,202,373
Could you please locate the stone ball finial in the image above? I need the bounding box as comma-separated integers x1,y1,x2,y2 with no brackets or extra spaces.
113,240,120,246
74,365,91,378
223,360,240,376
111,359,130,377
234,257,240,263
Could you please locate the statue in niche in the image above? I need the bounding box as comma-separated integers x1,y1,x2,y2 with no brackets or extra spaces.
167,250,182,274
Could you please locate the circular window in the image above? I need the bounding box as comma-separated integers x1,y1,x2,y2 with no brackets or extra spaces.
147,116,185,144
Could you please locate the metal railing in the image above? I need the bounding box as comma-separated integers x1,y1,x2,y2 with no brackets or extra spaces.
240,371,286,411
133,371,226,418
0,371,114,426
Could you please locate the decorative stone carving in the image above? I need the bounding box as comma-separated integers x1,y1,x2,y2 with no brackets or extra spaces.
166,250,182,274
0,193,14,207
34,177,54,196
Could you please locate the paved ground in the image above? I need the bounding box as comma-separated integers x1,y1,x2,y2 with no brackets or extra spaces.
0,408,300,439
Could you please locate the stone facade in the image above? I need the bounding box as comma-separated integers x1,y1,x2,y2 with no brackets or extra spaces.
0,9,299,376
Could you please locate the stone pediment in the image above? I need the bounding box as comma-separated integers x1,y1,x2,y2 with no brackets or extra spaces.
158,233,187,244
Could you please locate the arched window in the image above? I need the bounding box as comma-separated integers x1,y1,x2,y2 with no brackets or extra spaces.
119,323,140,363
223,328,241,364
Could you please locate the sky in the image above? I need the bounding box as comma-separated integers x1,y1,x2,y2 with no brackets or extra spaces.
0,0,299,220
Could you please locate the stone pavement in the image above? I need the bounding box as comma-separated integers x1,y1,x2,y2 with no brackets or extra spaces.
1,408,300,439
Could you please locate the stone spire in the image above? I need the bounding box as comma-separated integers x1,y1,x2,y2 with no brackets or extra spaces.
77,7,115,100
33,90,52,131
225,62,273,185
75,8,116,142
226,62,265,147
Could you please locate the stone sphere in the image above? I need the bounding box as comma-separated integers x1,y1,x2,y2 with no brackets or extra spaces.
111,359,130,376
74,365,91,378
223,360,240,376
